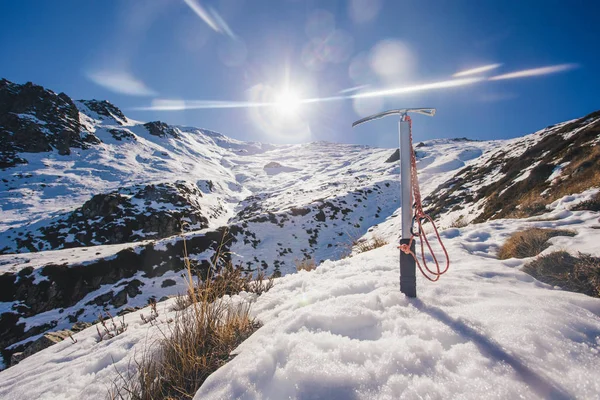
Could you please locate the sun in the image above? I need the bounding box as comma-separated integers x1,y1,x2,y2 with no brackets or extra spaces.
274,89,301,116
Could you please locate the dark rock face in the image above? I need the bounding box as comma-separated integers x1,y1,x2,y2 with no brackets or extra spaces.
2,181,220,253
385,149,399,163
108,128,136,141
0,227,234,366
424,110,600,221
79,99,127,124
0,79,99,168
143,121,179,138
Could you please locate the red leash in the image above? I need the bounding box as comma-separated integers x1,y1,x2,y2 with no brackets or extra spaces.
398,116,450,282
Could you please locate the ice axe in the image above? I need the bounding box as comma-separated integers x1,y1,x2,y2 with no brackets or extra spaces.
352,108,436,297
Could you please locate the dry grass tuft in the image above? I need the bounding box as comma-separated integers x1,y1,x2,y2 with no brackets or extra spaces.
497,228,576,259
508,192,549,219
296,257,317,272
354,236,388,254
570,192,600,212
551,147,600,200
110,232,273,399
449,215,468,228
523,251,600,298
186,263,274,305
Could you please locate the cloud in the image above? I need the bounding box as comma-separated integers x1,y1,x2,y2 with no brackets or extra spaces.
453,64,502,77
86,70,157,96
183,0,235,38
489,64,579,81
132,98,269,111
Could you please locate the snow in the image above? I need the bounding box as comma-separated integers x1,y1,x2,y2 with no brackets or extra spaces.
547,161,570,183
1,104,600,398
1,196,599,399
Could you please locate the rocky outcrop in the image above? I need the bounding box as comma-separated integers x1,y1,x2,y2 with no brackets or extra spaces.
0,79,100,168
79,99,127,124
0,226,236,366
10,329,74,366
424,111,600,221
1,181,221,253
384,149,399,163
108,128,136,141
143,121,179,138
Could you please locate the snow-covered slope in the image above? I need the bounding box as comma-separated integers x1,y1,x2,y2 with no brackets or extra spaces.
0,193,599,399
1,78,599,385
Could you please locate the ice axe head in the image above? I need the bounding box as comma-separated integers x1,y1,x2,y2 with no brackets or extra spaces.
352,108,436,128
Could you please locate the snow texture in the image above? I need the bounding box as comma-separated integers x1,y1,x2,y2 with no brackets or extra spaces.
1,197,599,399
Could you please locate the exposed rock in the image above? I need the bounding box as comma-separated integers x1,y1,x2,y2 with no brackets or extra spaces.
143,121,179,138
424,110,600,221
0,226,233,364
384,149,399,163
264,161,283,169
79,100,127,124
117,307,138,316
0,79,99,168
10,352,24,366
2,180,221,253
11,330,73,366
161,279,176,288
70,321,91,332
108,128,136,141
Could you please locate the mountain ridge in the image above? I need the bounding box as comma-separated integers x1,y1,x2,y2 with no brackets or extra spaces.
0,77,598,369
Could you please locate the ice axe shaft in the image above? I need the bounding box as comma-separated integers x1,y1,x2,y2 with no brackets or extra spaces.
352,108,436,297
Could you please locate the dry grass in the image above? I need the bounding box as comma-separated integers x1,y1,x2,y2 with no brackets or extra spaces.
551,146,600,201
497,228,576,259
570,192,600,212
508,192,548,219
110,233,273,399
353,236,388,254
449,215,468,228
296,257,317,272
523,251,600,298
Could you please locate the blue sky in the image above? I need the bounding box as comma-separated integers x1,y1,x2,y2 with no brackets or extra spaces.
1,0,599,148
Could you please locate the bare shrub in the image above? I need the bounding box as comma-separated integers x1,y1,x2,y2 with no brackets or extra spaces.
96,312,128,341
523,251,600,297
295,257,317,272
140,300,159,325
497,228,576,259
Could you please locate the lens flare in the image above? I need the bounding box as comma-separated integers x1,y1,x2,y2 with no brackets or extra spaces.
183,0,235,38
133,77,482,111
453,63,502,77
488,64,579,81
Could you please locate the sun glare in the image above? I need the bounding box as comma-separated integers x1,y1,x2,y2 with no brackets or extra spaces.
274,89,301,115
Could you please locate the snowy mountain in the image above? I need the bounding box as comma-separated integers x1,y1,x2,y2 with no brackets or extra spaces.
0,79,599,398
